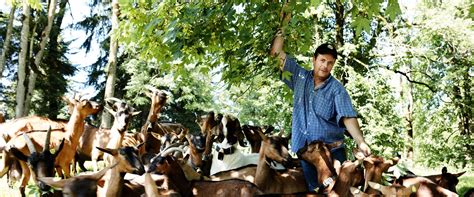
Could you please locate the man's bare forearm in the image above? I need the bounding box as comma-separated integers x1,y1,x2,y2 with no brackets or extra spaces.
343,117,366,145
270,31,287,71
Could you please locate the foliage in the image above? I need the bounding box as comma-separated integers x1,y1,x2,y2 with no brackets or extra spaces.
384,0,473,168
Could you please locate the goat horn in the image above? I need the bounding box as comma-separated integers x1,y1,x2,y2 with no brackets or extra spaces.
23,133,36,154
160,147,184,157
163,142,181,151
44,126,52,152
145,85,159,93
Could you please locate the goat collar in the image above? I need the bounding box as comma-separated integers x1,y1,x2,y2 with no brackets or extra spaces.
313,175,337,193
215,145,235,160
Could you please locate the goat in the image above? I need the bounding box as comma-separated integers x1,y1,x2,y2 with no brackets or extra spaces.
366,181,420,196
199,113,256,175
355,179,458,197
38,164,113,197
350,182,420,197
241,124,274,153
77,97,140,172
139,86,190,164
361,155,399,194
195,111,221,176
148,147,263,197
297,141,365,196
7,127,65,195
98,146,145,197
184,133,206,172
424,167,465,193
140,85,167,161
254,134,307,194
2,96,101,196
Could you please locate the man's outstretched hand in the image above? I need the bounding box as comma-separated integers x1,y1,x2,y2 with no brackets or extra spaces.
358,142,371,157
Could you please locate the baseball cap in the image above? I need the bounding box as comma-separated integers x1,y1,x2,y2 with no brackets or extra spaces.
314,43,337,59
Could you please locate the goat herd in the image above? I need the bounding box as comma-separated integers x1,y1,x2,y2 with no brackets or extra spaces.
0,86,466,197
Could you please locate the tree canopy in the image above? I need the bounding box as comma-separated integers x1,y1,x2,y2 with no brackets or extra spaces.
0,0,472,169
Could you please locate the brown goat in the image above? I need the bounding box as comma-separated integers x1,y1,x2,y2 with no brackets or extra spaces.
424,167,465,193
297,141,365,196
97,146,145,197
241,125,274,153
95,98,140,171
254,134,307,194
350,182,419,197
195,111,221,176
3,97,101,196
148,147,263,197
362,155,399,194
361,178,458,197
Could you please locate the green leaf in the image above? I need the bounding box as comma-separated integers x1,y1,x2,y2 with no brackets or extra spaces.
386,0,401,21
282,71,293,81
470,4,474,20
352,16,371,37
311,0,322,7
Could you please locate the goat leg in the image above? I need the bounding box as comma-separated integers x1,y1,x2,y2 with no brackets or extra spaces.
19,160,30,197
56,166,64,178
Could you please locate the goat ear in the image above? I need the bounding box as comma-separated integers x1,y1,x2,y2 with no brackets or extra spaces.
256,127,268,141
96,147,118,156
37,177,68,190
10,148,28,161
97,179,106,188
53,139,66,157
131,111,141,116
442,167,448,174
456,171,466,177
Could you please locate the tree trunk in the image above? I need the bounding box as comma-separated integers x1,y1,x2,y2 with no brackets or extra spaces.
24,0,58,116
400,69,414,161
334,0,344,49
334,0,349,85
15,0,31,118
101,0,120,128
0,6,16,79
45,0,68,119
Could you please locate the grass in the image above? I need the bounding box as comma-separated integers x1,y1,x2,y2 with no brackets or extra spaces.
458,173,474,197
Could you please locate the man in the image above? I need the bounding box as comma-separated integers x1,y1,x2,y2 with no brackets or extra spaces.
270,30,371,192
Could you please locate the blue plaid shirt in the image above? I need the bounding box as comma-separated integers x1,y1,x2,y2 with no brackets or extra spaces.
282,56,357,153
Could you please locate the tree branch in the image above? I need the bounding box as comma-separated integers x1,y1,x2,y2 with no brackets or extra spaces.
391,69,436,92
346,55,436,92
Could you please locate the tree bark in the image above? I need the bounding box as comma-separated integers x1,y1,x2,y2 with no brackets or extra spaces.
101,0,120,128
15,0,31,118
400,67,414,161
24,0,58,116
0,6,16,80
